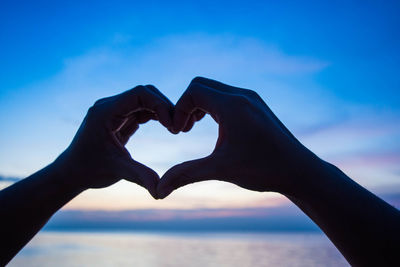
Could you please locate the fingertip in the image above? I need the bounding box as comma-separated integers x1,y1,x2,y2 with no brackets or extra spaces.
172,126,181,134
149,188,159,200
123,159,160,199
194,111,206,121
168,127,180,135
156,185,173,199
155,106,173,129
173,109,190,133
147,175,159,200
156,171,175,199
147,181,160,200
182,115,195,132
167,117,180,134
182,125,193,133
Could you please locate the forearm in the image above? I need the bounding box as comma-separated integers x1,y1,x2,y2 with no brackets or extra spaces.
286,155,400,266
0,160,84,265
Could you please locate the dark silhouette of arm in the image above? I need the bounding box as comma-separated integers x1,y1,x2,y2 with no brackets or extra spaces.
0,163,84,266
157,77,400,266
0,85,173,266
286,158,400,266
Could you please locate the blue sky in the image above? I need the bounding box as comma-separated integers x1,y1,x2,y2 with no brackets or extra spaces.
0,1,399,226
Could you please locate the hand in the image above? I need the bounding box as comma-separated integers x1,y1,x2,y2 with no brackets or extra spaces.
55,85,174,198
157,77,316,198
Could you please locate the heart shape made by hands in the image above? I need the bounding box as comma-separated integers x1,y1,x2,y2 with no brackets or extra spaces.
74,77,296,201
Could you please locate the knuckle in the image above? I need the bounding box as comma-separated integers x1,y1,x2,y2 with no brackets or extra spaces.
244,89,265,104
145,84,158,94
133,85,148,94
87,104,99,115
93,97,109,106
191,76,205,84
86,105,105,125
243,88,259,98
88,98,110,119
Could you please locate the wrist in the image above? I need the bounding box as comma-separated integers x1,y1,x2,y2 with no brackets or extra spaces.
48,151,88,195
283,149,346,202
280,143,331,199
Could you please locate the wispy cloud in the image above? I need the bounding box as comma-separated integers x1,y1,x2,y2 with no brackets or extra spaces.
1,33,398,211
0,33,330,178
297,109,400,190
43,189,400,232
66,181,289,210
45,204,320,232
0,175,20,183
0,33,333,210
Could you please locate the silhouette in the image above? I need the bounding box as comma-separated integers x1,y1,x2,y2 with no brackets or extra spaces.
0,77,399,266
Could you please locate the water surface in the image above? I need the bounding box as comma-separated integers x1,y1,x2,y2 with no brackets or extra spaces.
10,231,349,267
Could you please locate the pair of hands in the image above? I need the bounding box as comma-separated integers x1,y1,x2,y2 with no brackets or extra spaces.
55,77,316,199
2,77,397,267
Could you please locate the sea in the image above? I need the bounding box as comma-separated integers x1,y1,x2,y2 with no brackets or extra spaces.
9,231,349,267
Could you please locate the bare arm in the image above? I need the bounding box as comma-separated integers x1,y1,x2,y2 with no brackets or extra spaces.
157,77,400,266
0,85,173,266
286,159,400,266
0,162,84,266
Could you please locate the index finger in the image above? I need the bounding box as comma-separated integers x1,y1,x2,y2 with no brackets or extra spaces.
112,85,174,128
173,81,226,132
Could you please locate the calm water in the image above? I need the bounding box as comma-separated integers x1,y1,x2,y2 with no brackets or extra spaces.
10,231,348,267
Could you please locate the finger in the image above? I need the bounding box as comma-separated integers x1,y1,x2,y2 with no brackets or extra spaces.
135,110,157,124
145,84,174,107
182,115,196,132
120,159,160,199
157,155,219,199
118,120,139,145
144,85,175,130
194,110,206,122
93,96,113,105
191,76,234,92
193,76,259,100
174,81,225,133
194,77,296,139
111,86,173,129
117,110,155,136
181,110,205,132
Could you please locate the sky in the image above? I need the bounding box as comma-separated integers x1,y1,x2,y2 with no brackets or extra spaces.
0,0,399,230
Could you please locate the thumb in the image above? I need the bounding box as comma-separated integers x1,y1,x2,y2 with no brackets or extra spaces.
120,159,160,199
157,155,219,199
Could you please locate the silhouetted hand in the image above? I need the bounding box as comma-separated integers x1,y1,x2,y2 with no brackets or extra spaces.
56,85,173,198
157,77,400,266
157,77,313,198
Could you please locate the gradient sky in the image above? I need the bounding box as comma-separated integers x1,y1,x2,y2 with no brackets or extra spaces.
1,0,399,214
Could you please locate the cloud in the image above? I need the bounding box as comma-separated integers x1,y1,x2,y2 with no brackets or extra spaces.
0,175,21,190
46,192,400,232
66,180,289,210
300,113,400,161
378,193,400,209
45,204,320,232
0,175,20,183
0,33,331,177
295,109,400,190
0,33,334,210
49,33,331,169
2,33,398,211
